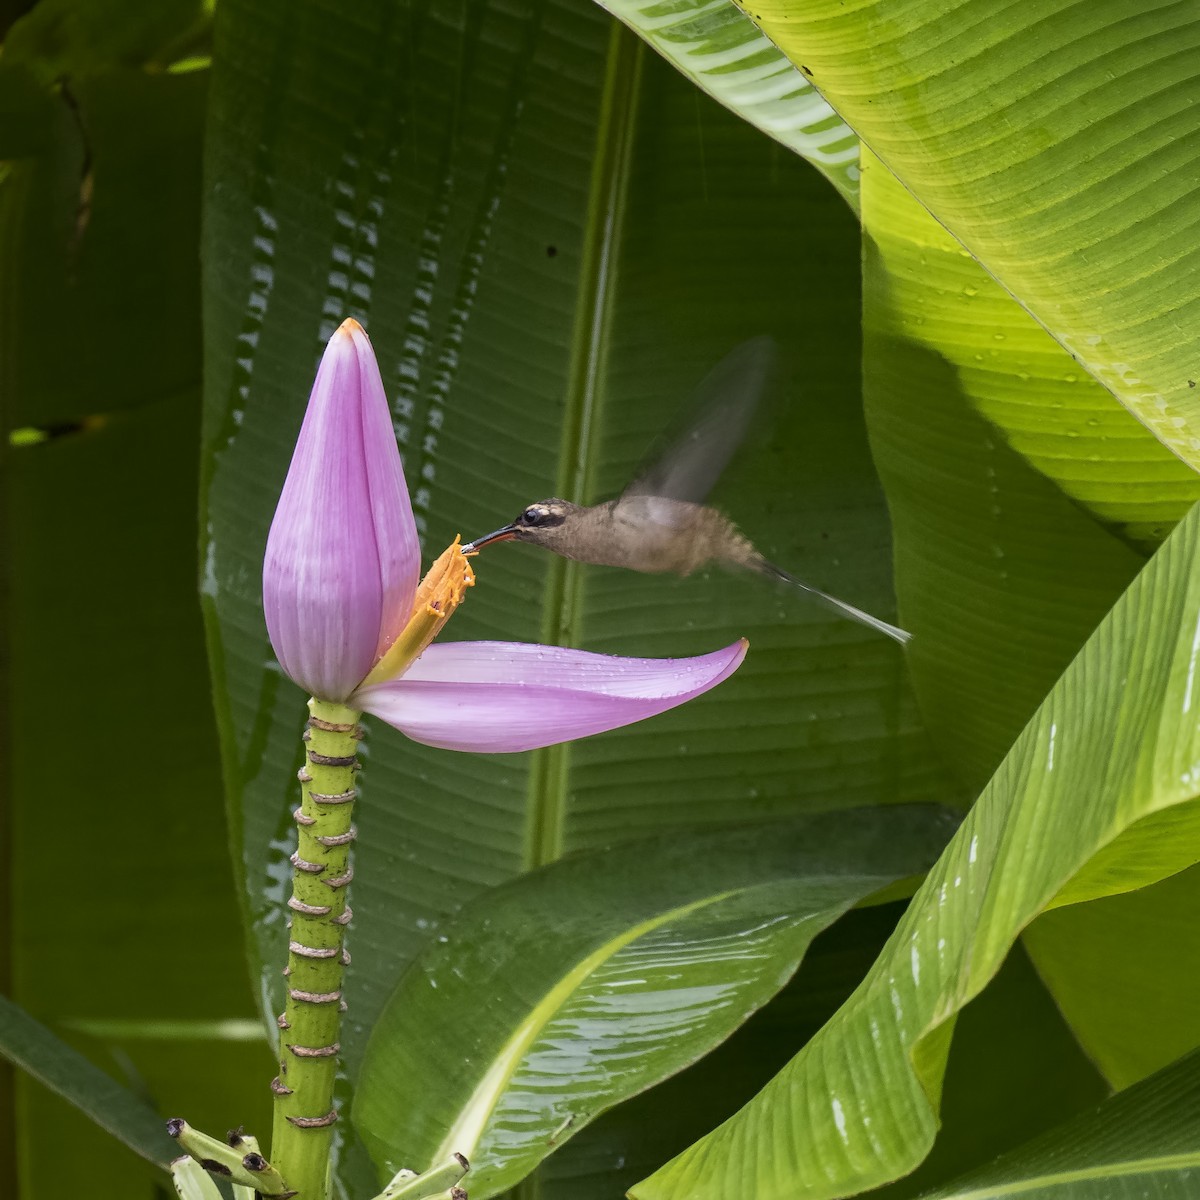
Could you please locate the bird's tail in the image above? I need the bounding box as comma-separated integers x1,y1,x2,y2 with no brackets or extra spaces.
758,559,912,645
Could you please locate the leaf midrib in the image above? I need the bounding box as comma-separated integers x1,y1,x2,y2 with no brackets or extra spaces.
524,22,644,870
429,885,738,1167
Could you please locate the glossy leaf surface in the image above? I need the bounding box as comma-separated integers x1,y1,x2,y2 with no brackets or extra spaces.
540,931,1106,1200
535,905,909,1199
353,808,955,1196
636,498,1200,1199
864,944,1107,1200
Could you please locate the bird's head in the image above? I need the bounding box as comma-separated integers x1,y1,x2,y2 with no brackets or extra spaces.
463,498,583,553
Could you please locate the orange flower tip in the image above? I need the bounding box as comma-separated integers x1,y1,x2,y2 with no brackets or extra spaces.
358,538,476,688
337,317,367,338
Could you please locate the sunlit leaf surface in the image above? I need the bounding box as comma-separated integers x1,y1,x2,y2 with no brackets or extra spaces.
860,151,1145,791
862,944,1107,1200
535,905,907,1199
859,152,1200,552
747,0,1200,469
598,8,1200,547
636,501,1200,1198
858,144,1200,1096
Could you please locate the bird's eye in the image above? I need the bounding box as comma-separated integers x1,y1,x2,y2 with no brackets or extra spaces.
520,506,543,525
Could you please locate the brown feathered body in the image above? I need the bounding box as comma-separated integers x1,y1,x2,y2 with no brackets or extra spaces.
522,496,763,577
462,338,911,643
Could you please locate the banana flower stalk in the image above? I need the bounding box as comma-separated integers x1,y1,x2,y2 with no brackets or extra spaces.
260,319,746,1199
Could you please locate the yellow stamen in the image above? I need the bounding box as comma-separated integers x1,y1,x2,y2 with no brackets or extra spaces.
361,537,475,687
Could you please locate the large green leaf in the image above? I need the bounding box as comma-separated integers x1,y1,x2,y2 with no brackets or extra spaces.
352,808,955,1196
535,904,909,1200
634,498,1200,1199
857,145,1200,1087
866,944,1107,1200
596,0,859,205
537,926,1106,1200
202,0,955,1132
921,1046,1200,1199
859,154,1144,791
745,0,1200,470
592,6,1200,548
578,41,1200,1106
858,151,1200,552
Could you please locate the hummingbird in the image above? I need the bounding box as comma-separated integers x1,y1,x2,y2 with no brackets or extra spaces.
463,338,910,644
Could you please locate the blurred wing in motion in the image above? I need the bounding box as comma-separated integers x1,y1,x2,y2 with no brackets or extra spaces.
621,336,777,507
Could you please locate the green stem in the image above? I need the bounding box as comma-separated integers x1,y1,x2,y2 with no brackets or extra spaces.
270,697,361,1200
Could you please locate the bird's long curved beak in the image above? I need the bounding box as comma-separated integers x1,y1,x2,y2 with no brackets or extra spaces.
461,523,519,553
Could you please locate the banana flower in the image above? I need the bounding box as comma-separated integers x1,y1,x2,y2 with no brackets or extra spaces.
263,319,746,752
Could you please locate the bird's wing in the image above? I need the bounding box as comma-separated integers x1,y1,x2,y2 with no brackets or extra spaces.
620,336,777,506
613,493,702,531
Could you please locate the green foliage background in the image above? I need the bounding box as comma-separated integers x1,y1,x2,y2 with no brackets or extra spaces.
3,0,1200,1198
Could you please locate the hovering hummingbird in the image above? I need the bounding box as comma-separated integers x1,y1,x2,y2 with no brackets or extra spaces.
463,338,910,644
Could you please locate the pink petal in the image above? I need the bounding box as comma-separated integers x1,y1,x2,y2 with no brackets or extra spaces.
352,639,748,752
263,320,420,700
